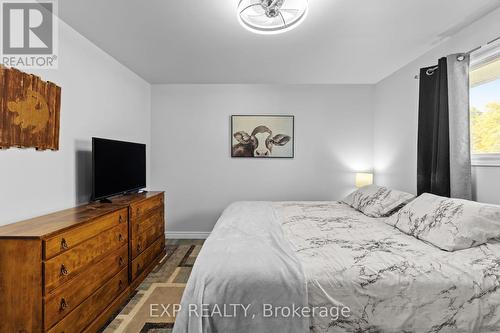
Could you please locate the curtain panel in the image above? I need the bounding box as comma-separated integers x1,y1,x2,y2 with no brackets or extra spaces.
417,54,472,200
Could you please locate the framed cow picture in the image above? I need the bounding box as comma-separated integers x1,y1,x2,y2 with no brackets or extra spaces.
231,115,294,158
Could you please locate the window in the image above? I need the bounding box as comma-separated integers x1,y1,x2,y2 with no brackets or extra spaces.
470,47,500,166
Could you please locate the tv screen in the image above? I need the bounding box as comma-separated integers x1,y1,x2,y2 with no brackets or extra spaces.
92,137,146,201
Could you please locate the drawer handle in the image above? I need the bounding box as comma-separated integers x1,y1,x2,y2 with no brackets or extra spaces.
119,279,123,289
119,257,124,266
59,298,68,312
137,263,141,272
119,215,123,223
118,234,123,242
137,244,141,252
60,238,68,250
60,264,68,277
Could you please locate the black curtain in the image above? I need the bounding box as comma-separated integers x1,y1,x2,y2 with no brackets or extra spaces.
417,57,451,197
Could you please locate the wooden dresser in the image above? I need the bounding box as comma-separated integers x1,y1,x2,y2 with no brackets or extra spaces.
0,191,165,333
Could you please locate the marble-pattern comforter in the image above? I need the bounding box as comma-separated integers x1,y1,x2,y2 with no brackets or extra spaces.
275,201,500,332
174,201,500,333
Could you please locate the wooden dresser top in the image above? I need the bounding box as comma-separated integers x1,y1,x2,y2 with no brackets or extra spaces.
0,191,164,239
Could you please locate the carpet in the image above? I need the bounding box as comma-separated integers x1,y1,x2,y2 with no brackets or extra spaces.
100,240,203,333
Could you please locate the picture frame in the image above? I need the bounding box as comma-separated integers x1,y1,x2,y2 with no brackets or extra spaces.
231,115,294,158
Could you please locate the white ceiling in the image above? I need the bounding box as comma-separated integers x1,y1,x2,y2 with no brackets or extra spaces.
59,0,500,84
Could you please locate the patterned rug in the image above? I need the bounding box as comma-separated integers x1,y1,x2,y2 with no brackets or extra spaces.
101,240,203,333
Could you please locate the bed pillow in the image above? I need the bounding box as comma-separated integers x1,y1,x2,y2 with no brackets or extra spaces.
342,185,415,218
386,193,500,251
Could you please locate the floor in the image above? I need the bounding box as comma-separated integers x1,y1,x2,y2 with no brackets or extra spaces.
100,239,204,333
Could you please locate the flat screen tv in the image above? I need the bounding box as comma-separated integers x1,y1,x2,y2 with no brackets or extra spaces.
92,137,146,201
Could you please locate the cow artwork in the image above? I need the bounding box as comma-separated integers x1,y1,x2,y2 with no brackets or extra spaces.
231,115,294,158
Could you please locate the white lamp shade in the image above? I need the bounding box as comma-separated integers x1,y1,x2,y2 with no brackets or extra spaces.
355,173,373,188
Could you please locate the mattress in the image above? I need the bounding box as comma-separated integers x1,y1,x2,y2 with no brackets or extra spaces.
173,201,500,333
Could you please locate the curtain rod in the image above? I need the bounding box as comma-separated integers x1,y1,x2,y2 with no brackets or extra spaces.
413,35,500,80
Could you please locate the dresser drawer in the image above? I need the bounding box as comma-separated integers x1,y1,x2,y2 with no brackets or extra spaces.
131,236,165,281
47,268,128,333
131,221,165,259
44,245,128,330
132,209,164,239
44,209,127,260
44,222,128,293
130,194,163,222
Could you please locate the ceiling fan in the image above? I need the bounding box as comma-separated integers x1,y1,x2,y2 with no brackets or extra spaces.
237,0,308,34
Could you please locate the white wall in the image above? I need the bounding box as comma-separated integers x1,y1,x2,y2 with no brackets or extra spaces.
3,8,496,232
374,8,500,204
151,84,374,234
0,20,151,226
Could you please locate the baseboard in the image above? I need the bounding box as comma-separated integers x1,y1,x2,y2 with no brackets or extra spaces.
165,231,211,239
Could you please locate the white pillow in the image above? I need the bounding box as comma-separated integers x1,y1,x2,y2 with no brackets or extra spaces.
386,193,500,251
342,185,415,218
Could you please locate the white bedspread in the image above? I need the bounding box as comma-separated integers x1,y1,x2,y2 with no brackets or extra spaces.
173,202,309,333
174,201,500,333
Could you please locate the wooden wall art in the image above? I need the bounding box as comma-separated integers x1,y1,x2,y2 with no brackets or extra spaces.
0,65,61,150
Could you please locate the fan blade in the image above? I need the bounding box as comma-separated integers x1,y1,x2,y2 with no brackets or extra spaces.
279,9,300,14
278,12,287,27
239,3,264,15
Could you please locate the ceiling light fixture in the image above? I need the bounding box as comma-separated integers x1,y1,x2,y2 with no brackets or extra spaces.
237,0,308,35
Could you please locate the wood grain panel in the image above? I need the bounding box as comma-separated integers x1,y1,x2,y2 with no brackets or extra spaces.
44,222,128,293
129,246,166,291
131,236,165,281
44,245,128,330
0,64,61,150
47,268,128,333
130,193,164,222
44,208,127,259
131,218,165,259
0,239,42,333
81,288,131,333
132,208,164,240
0,203,127,239
0,192,163,239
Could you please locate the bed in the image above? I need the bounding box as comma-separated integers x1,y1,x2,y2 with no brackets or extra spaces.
173,200,500,333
